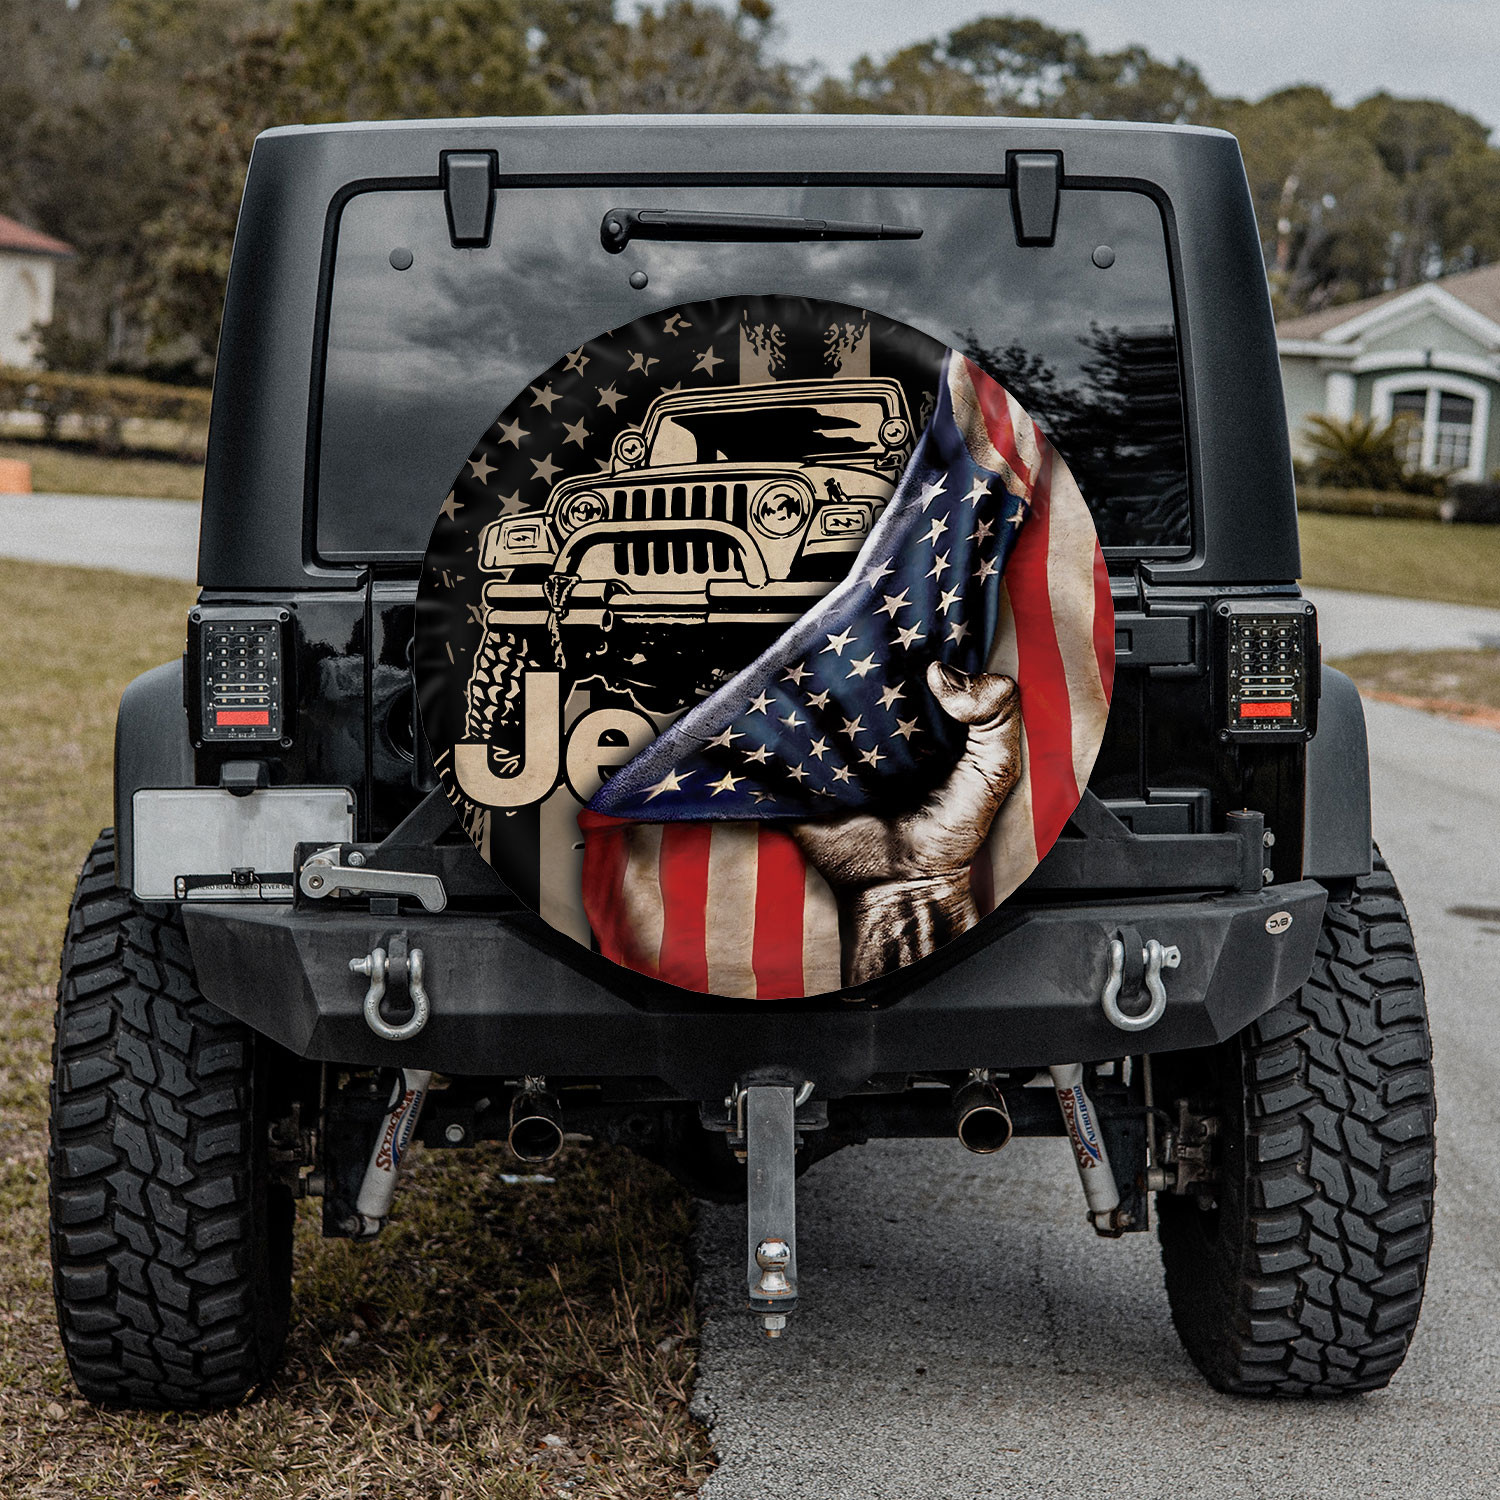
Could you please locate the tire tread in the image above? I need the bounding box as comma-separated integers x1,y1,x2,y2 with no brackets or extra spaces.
1160,850,1436,1395
48,831,291,1408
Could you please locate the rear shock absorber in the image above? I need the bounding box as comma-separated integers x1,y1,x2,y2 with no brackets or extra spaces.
350,1069,433,1237
1050,1063,1125,1235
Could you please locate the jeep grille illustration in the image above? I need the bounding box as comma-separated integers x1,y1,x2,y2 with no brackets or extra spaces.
477,378,915,625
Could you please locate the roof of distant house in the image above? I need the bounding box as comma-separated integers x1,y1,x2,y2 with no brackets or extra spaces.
1278,261,1500,341
0,213,74,258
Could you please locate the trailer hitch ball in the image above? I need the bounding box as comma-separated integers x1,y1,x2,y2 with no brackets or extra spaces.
754,1239,793,1337
754,1238,792,1293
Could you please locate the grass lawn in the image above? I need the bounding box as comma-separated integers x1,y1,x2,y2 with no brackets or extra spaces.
0,559,710,1498
1298,512,1500,608
0,440,203,501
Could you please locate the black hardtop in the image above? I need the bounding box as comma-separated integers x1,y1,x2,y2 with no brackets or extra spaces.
203,113,1296,592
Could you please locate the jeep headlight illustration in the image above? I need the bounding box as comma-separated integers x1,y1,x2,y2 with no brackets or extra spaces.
750,480,812,537
612,429,647,468
558,490,609,532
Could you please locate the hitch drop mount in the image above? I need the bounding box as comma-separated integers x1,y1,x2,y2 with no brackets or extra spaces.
742,1083,801,1336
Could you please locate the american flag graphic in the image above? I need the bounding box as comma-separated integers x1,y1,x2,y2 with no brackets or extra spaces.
579,354,1115,998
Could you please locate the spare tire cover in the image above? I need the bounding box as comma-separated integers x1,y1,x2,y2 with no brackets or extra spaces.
415,295,1113,998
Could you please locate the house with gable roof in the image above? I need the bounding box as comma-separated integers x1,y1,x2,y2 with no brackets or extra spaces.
0,212,74,369
1277,263,1500,483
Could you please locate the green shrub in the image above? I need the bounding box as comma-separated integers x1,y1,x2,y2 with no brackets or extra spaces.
1301,411,1442,494
0,367,211,456
1295,485,1445,520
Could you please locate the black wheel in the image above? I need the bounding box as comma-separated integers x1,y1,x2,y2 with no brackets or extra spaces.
1156,849,1436,1394
48,831,295,1408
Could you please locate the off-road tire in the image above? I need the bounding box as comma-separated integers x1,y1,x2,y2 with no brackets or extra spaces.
1157,849,1435,1394
49,831,295,1408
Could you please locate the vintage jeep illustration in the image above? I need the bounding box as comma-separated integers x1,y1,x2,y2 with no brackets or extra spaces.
477,377,914,624
50,117,1434,1413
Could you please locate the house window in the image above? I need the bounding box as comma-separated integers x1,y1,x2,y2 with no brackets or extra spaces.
1389,389,1427,468
1433,392,1475,471
1372,375,1488,480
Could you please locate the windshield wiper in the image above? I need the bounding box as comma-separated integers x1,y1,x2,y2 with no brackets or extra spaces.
600,208,922,255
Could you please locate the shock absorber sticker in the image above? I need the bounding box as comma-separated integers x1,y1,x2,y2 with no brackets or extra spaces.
1057,1083,1106,1170
375,1081,427,1175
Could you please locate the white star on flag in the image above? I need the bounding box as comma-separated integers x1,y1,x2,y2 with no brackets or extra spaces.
644,770,687,801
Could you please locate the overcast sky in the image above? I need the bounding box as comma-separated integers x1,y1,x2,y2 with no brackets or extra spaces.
764,0,1500,128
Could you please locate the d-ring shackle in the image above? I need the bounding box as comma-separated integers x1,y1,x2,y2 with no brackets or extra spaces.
350,946,431,1042
1101,937,1180,1032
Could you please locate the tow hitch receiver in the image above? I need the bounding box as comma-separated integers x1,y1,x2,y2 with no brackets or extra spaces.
743,1084,800,1336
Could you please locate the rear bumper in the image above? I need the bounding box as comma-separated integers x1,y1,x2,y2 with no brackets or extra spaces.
182,879,1327,1099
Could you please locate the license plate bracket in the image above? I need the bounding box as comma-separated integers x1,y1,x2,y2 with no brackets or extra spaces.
132,786,355,901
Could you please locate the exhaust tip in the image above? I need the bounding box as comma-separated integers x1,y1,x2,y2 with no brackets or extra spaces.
508,1090,564,1164
954,1079,1013,1154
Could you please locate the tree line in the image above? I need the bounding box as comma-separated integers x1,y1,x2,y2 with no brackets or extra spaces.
3,0,1496,381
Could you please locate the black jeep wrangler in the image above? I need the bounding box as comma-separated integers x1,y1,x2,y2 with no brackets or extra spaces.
50,115,1435,1409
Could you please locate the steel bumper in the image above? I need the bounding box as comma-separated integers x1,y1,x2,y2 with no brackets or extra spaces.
182,880,1328,1098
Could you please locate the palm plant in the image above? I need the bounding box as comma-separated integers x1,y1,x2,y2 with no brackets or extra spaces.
1301,411,1423,491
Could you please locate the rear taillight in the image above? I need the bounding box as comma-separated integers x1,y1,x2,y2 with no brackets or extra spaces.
1214,598,1319,743
186,607,291,747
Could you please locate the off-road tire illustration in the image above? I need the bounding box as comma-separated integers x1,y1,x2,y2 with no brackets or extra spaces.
49,832,294,1408
1157,849,1435,1394
464,625,527,745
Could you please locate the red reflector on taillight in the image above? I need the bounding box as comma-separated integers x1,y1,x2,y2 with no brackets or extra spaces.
1239,701,1292,719
216,709,270,726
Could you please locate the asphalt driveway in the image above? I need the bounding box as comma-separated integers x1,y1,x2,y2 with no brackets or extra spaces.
0,493,199,580
691,700,1500,1498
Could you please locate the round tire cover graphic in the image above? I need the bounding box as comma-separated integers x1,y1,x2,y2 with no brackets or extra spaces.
416,295,1114,998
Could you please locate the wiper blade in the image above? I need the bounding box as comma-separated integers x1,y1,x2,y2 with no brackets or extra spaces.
600,208,922,254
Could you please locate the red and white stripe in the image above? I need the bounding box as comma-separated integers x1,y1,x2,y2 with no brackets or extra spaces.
579,815,841,999
579,356,1114,996
958,355,1115,914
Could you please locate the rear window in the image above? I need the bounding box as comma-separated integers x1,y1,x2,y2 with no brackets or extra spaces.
318,183,1188,562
